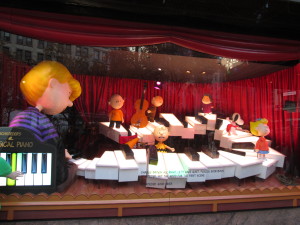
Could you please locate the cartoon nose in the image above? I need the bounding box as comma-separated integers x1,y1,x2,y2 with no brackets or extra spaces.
68,100,73,107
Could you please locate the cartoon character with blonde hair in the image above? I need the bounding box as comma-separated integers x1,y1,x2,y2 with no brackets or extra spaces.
250,118,270,160
9,61,81,192
153,125,175,153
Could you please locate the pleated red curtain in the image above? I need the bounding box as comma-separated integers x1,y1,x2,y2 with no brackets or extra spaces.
0,7,300,61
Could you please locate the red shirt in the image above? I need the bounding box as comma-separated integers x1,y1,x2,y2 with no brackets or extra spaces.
255,136,269,151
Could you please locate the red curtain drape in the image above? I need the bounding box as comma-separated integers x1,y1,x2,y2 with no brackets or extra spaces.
0,54,29,125
0,7,300,61
74,64,300,159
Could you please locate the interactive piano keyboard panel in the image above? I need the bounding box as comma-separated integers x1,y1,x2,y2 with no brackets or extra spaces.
0,127,56,194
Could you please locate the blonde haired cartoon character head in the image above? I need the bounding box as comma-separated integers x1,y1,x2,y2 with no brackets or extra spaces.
250,118,270,137
20,61,81,115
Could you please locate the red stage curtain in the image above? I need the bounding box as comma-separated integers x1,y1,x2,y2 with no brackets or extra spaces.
73,64,300,159
0,7,300,61
0,54,29,125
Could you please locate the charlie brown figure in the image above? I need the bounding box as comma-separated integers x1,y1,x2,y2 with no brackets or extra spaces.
146,96,163,122
153,125,175,153
9,61,81,192
108,94,125,128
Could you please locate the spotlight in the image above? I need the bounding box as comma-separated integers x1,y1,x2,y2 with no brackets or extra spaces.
154,81,162,90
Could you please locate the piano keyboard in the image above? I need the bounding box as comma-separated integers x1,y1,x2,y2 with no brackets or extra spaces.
0,152,52,187
73,144,285,189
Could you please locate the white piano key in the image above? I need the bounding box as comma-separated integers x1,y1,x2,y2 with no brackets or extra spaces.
198,152,223,180
219,150,262,179
42,153,52,186
163,153,187,188
198,113,217,131
114,150,139,182
215,155,236,178
95,151,119,180
159,113,184,136
256,158,278,179
177,153,207,182
0,153,7,186
85,157,100,179
69,158,88,166
24,153,34,186
237,146,284,168
34,153,43,186
130,125,155,145
185,116,206,135
145,121,161,133
219,130,253,149
146,152,168,189
99,122,128,143
181,122,195,139
77,160,92,176
132,149,147,176
16,153,25,186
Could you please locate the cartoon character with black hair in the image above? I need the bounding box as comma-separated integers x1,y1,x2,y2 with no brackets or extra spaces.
201,94,213,114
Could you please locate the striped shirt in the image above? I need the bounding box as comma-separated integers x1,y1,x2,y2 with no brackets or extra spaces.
9,107,59,143
9,107,68,185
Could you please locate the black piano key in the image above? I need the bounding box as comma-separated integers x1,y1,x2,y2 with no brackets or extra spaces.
121,144,134,160
6,153,12,165
184,147,199,161
31,153,37,174
41,153,47,173
22,153,28,173
148,145,158,165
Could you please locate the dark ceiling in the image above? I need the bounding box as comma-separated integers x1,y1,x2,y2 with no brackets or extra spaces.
1,0,299,83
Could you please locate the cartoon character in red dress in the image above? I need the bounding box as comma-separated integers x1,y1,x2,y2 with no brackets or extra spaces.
200,94,213,114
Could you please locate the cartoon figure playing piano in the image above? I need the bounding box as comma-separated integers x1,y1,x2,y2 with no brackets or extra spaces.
146,96,163,122
9,61,82,192
108,94,125,128
250,118,270,161
226,113,244,136
153,125,175,153
201,94,213,114
0,157,22,179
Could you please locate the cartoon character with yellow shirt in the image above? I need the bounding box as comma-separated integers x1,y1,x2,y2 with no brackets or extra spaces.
153,125,175,153
108,94,125,128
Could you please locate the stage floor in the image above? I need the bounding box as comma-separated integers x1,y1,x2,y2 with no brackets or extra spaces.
1,134,300,221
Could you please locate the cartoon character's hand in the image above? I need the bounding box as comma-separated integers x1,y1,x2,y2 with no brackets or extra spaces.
65,149,72,160
7,171,23,180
